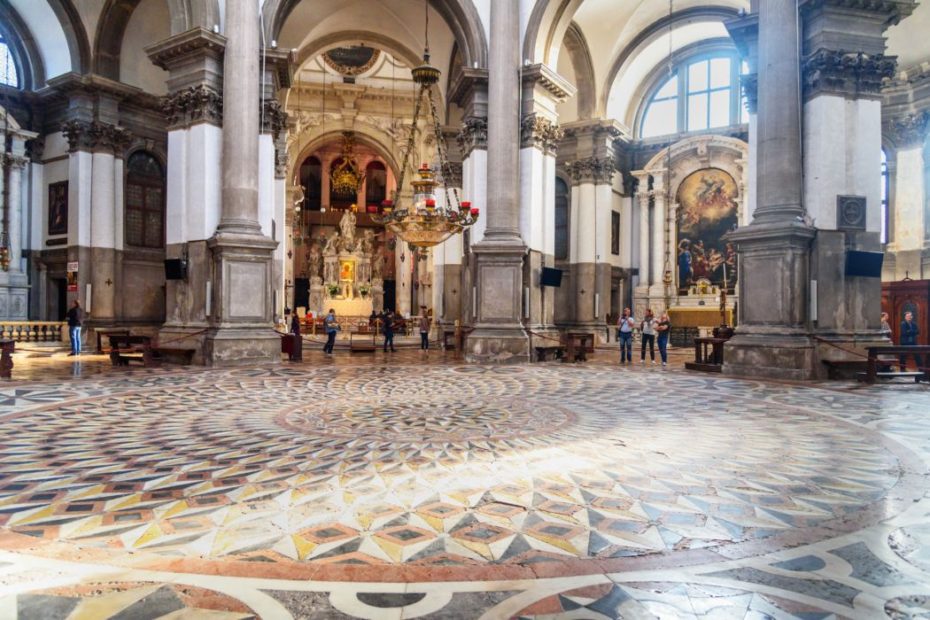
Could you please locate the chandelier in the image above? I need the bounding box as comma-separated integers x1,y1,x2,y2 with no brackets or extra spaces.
373,2,478,248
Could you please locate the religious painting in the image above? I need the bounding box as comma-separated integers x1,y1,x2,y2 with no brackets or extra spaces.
676,168,739,293
339,259,356,282
48,181,68,236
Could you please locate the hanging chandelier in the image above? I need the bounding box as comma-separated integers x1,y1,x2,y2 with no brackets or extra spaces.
373,1,478,248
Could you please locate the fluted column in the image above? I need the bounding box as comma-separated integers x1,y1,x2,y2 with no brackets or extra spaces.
651,185,667,290
5,155,26,274
635,178,650,288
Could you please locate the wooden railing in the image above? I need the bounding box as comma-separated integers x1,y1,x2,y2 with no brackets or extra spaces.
0,321,68,343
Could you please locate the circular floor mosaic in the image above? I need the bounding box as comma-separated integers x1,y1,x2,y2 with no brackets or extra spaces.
0,364,917,581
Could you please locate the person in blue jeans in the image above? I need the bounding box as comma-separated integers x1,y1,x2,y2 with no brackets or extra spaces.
899,311,923,372
323,308,339,354
66,300,83,356
656,311,671,367
617,307,634,363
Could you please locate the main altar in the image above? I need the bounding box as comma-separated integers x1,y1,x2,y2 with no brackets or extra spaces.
306,210,384,317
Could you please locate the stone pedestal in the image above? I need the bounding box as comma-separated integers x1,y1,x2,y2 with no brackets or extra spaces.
466,242,530,363
723,222,816,380
309,277,324,316
204,232,279,366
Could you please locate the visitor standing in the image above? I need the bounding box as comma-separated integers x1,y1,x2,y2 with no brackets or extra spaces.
323,308,339,355
656,311,671,367
290,311,303,362
880,312,892,339
618,307,634,363
641,308,656,365
418,307,430,350
899,311,923,372
382,309,397,352
67,300,83,356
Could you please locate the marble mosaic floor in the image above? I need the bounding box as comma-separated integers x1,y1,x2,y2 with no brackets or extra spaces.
1,351,929,618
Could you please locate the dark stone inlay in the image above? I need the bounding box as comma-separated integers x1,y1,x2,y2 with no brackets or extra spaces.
706,567,861,607
356,592,427,608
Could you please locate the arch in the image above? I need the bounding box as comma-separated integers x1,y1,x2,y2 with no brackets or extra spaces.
290,128,402,189
562,22,595,119
524,0,581,66
93,0,212,79
45,0,91,74
263,0,487,69
0,2,45,89
599,6,741,118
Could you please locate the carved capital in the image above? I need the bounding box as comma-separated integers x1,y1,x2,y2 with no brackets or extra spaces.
61,120,132,155
520,114,564,155
26,136,45,163
457,117,488,158
262,99,288,139
162,84,223,130
275,143,289,179
569,156,615,186
2,153,29,170
802,49,897,99
444,161,463,188
888,111,930,148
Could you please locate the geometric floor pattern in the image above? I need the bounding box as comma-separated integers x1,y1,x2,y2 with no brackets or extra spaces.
1,349,929,618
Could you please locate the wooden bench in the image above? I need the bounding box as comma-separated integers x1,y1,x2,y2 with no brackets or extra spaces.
96,329,130,353
109,335,152,367
858,345,930,384
534,345,565,361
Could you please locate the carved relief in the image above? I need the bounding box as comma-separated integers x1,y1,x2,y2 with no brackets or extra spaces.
520,115,564,155
569,157,615,185
61,121,133,155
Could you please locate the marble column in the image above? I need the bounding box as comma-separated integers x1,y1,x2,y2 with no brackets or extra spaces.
886,112,930,278
465,0,530,362
723,0,817,380
650,182,667,296
0,139,31,319
633,173,651,302
204,0,279,366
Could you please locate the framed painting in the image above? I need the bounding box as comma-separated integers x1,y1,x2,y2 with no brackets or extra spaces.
339,259,356,282
676,168,739,293
48,181,68,236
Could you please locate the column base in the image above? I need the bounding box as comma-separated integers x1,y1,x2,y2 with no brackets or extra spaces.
723,329,816,381
465,327,531,364
158,325,211,365
0,272,29,320
203,326,281,367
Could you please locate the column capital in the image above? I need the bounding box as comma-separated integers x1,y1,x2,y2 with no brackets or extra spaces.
457,117,488,158
802,50,897,100
569,156,615,186
261,99,288,139
520,114,563,155
1,153,29,170
742,73,758,114
162,84,223,130
886,110,930,148
444,161,463,188
61,120,132,155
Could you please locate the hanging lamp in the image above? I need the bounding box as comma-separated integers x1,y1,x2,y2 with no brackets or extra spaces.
373,0,478,248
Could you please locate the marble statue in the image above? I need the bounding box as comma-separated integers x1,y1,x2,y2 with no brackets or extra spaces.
323,230,341,255
372,251,385,280
308,242,322,279
360,230,375,255
339,210,357,251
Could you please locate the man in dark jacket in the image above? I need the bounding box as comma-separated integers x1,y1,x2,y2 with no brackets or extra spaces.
66,300,83,356
382,309,396,353
899,311,923,372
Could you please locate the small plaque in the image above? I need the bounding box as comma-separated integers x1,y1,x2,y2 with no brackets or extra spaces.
836,195,866,231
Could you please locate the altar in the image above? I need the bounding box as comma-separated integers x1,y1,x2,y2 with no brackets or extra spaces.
327,298,373,317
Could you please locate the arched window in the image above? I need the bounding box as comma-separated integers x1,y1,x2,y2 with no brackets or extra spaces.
365,161,387,206
881,149,889,245
555,177,570,260
0,34,19,87
639,53,743,139
125,152,165,248
300,156,322,211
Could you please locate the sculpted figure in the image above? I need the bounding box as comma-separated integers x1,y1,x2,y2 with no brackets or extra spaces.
308,242,323,279
372,251,385,280
323,230,341,255
339,210,357,250
360,230,376,256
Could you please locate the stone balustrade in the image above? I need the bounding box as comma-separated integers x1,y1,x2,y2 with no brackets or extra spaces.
0,321,68,344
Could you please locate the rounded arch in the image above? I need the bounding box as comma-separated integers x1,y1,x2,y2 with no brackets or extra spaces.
45,0,91,74
599,6,741,119
263,0,487,69
523,0,583,66
0,2,45,89
289,128,402,188
562,22,595,119
93,0,215,79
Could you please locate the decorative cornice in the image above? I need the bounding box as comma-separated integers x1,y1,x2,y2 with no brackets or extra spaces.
447,68,489,111
569,156,615,186
798,0,916,27
725,13,758,61
521,63,577,103
61,120,133,155
457,117,488,158
520,114,563,155
145,28,226,71
802,49,897,99
162,84,223,130
261,99,288,139
887,110,930,148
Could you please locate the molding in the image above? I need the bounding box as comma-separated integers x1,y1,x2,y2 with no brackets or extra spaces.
520,114,563,155
803,50,897,100
162,84,223,130
145,27,226,71
798,0,916,26
521,63,576,104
